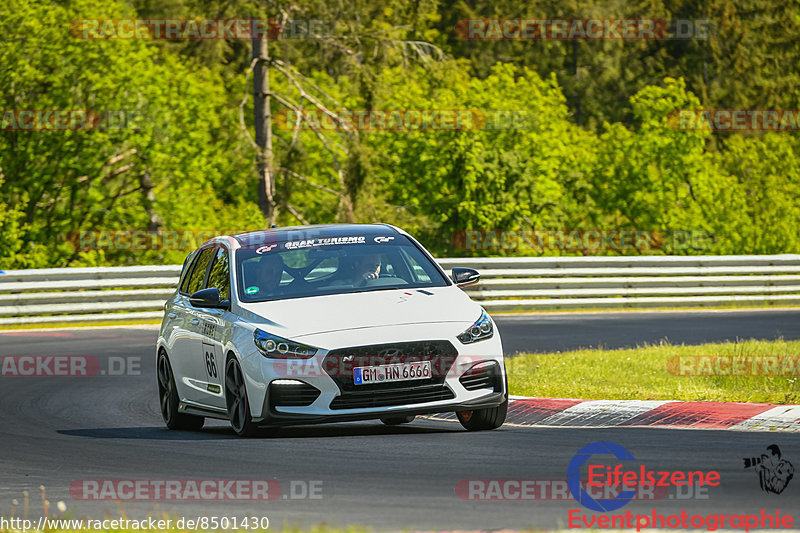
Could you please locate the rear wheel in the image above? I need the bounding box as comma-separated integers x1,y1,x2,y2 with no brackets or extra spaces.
225,356,261,437
380,415,416,426
456,399,507,431
157,351,204,431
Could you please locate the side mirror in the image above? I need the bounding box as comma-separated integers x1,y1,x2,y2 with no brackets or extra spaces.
189,287,230,309
451,267,480,287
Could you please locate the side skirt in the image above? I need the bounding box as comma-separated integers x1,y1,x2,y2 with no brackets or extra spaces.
179,400,229,420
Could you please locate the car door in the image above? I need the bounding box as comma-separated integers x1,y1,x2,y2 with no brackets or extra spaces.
190,245,231,410
173,246,216,404
162,251,196,366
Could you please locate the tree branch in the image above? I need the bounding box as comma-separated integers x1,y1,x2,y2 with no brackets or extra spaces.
278,167,341,196
238,57,260,151
285,203,309,225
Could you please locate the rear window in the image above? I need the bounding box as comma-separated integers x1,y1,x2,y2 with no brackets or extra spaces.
235,234,448,302
178,251,196,293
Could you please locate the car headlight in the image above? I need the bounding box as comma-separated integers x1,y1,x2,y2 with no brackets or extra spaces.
457,310,493,344
254,329,318,359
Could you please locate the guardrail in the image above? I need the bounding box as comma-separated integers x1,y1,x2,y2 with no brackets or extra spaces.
1,255,799,325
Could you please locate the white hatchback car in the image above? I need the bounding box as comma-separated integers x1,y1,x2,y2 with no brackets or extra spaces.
157,224,507,436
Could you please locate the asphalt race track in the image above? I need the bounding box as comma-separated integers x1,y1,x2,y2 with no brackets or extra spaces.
2,310,799,530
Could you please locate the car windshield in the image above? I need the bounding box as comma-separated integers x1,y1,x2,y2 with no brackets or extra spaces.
235,234,449,302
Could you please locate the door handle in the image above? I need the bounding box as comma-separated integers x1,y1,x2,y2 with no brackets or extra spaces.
189,318,200,325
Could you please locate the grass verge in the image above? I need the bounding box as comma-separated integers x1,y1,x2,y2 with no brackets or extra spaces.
507,339,800,404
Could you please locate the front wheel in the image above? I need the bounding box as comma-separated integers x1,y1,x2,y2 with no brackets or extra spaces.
225,356,261,437
456,399,507,431
157,352,204,431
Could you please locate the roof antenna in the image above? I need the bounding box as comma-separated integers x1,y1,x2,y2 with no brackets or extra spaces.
271,224,277,228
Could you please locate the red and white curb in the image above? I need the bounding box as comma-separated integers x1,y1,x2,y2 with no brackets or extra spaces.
427,396,800,432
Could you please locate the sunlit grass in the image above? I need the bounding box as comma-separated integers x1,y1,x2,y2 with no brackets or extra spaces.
507,339,800,404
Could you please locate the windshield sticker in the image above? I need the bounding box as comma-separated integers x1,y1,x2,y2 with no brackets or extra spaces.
374,236,394,243
256,244,277,254
284,236,366,249
245,286,259,295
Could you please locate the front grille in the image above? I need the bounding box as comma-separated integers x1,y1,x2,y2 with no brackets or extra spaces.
330,383,455,410
270,382,321,407
459,362,502,391
324,340,458,410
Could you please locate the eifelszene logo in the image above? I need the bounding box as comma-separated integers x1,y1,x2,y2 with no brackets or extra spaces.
567,441,721,512
743,445,794,494
568,441,637,512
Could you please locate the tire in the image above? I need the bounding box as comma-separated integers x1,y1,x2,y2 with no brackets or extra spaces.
225,356,261,437
456,399,507,431
380,415,416,426
157,351,204,431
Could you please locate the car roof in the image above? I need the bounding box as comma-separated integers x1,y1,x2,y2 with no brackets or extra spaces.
230,223,400,246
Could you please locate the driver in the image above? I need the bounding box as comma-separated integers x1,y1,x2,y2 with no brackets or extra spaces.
251,254,284,295
350,253,381,287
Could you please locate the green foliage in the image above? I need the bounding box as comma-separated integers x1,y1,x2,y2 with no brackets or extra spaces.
0,0,253,267
592,78,749,254
714,133,800,254
0,0,798,267
366,62,597,253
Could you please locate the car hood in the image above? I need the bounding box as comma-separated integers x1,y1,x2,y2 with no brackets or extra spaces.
236,286,481,338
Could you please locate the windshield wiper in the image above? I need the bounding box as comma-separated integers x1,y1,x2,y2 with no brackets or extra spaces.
349,286,407,294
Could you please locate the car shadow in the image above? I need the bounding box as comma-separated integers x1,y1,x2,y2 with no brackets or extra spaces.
260,421,460,439
58,419,462,440
58,426,239,440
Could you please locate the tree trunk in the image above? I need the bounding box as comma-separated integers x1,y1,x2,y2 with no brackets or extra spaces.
138,168,162,231
253,31,277,226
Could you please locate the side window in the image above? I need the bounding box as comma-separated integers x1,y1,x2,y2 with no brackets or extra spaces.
179,252,196,293
185,248,215,295
402,250,432,283
206,247,230,300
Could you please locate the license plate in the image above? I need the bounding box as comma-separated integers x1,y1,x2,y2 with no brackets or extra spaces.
353,361,432,385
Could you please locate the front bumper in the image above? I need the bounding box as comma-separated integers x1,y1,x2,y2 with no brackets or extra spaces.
255,391,506,427
238,322,506,425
